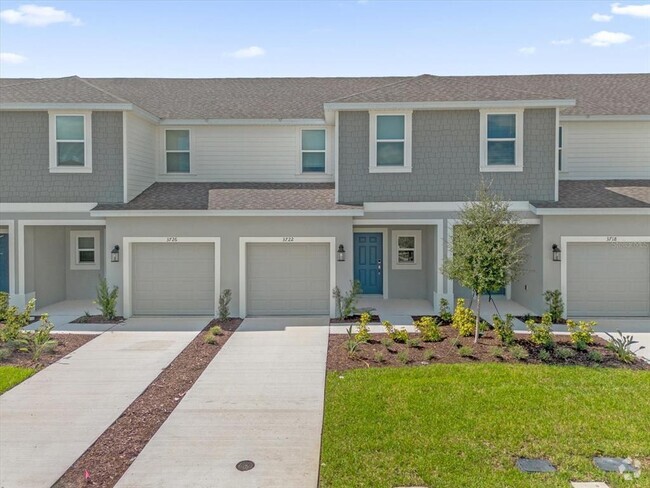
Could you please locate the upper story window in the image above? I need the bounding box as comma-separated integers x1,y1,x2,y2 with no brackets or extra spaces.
301,129,326,173
558,126,563,171
479,109,523,172
165,129,191,173
49,112,92,173
369,111,412,173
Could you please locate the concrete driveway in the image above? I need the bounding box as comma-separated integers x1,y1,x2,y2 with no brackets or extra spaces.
0,317,207,488
116,316,330,488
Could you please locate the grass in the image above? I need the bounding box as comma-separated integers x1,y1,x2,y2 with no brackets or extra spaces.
320,363,650,488
0,365,36,394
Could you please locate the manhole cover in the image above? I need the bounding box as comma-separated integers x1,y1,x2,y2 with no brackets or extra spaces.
516,458,556,473
236,460,255,472
593,457,638,473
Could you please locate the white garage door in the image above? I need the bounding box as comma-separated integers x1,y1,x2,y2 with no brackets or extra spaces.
247,243,330,316
567,242,650,317
132,243,215,315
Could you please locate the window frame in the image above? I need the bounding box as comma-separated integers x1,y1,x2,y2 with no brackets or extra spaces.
479,108,524,172
164,128,192,174
391,230,422,270
369,111,413,173
70,230,100,270
298,127,328,174
48,111,93,173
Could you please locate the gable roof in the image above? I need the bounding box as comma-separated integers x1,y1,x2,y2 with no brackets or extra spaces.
1,73,648,119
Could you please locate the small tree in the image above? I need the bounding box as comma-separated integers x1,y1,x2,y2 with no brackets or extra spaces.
441,183,528,343
332,280,362,320
95,278,119,320
218,289,232,322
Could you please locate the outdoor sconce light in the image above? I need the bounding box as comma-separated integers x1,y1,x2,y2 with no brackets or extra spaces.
552,244,561,262
337,244,346,262
111,245,120,263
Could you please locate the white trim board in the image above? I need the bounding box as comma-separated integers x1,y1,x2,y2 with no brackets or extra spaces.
0,102,133,111
238,236,337,318
352,228,389,299
560,115,650,122
364,201,531,212
533,207,650,216
122,237,221,318
91,209,364,217
324,99,576,112
0,202,97,213
0,220,15,295
560,236,650,318
159,118,328,126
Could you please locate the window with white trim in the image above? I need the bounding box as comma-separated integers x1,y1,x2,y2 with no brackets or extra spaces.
558,126,563,171
369,112,412,173
391,230,421,270
479,109,523,172
301,129,326,173
70,231,100,270
165,129,191,173
49,112,92,173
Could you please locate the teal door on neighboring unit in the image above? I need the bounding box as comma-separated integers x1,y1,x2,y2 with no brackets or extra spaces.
354,233,383,295
0,233,8,293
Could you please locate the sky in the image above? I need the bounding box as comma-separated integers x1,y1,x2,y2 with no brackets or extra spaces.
0,0,649,78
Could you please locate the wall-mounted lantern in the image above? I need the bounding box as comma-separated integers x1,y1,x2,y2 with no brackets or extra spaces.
337,244,346,262
552,244,561,262
111,245,120,263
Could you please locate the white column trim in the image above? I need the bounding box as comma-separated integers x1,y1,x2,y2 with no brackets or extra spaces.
122,111,129,203
0,220,15,295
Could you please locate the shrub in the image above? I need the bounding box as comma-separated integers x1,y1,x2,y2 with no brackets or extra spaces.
555,346,576,361
383,320,408,343
526,313,554,349
380,337,394,349
509,344,529,361
0,347,11,361
566,320,597,349
489,346,503,359
95,278,118,320
543,289,564,323
439,298,452,323
605,330,644,364
0,298,35,343
397,350,409,364
587,350,603,363
355,312,372,343
538,349,552,362
209,325,223,336
492,313,515,346
452,298,475,337
413,316,442,342
345,325,362,357
332,280,362,320
424,349,436,361
407,338,421,349
204,334,218,345
458,345,473,357
218,289,232,322
373,351,385,363
30,314,57,362
0,292,9,322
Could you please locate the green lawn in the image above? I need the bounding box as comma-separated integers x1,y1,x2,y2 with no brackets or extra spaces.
0,365,36,394
320,364,650,488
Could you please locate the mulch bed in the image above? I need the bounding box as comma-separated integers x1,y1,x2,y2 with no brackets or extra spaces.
327,324,649,371
53,318,241,488
70,315,125,324
330,314,381,324
2,333,95,369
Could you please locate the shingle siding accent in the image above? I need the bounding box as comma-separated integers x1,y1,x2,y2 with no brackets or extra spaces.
0,111,123,203
337,109,556,203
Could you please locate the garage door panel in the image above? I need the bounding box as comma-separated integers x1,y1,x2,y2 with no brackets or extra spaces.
567,242,650,317
247,243,330,316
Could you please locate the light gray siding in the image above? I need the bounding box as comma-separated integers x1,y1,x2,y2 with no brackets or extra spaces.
511,224,545,314
0,111,123,203
125,113,157,201
338,109,556,203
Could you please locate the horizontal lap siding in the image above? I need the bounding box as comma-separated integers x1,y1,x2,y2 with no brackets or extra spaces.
126,113,157,201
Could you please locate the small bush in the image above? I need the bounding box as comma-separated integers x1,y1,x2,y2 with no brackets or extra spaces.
204,334,218,345
587,350,603,363
0,298,35,343
95,278,118,320
605,330,644,364
509,344,529,361
555,346,576,361
458,345,473,357
0,347,12,361
373,351,385,363
397,350,409,364
543,289,564,323
492,314,515,346
0,292,9,322
439,298,452,323
30,314,57,362
209,325,223,336
355,312,372,343
424,349,436,361
407,338,421,349
413,316,442,342
383,320,408,343
452,298,475,337
566,319,597,349
489,346,503,359
332,280,362,320
538,349,552,362
526,313,554,349
380,337,394,349
218,289,232,322
345,325,361,357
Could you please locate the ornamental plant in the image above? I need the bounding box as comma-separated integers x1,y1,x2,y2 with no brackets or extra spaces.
492,313,515,346
0,298,35,343
566,319,597,350
452,298,475,337
355,312,372,343
95,278,118,320
526,313,554,349
332,280,362,320
438,298,452,323
543,289,564,323
218,289,232,322
383,320,409,343
413,316,442,342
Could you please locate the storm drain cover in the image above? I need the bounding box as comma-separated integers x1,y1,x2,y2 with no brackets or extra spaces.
516,458,556,473
236,460,255,472
593,457,638,473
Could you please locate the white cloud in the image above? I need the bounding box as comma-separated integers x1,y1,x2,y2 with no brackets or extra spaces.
226,46,266,59
551,38,574,45
0,52,27,64
0,4,81,27
591,12,613,21
582,30,633,46
611,2,650,18
518,46,536,55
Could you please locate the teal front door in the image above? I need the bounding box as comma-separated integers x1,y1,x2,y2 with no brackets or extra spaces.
0,233,8,293
354,233,383,295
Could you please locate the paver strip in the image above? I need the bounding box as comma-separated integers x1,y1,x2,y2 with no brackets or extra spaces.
0,318,205,488
115,316,330,488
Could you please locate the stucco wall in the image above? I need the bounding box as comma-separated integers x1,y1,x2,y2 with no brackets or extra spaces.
338,109,556,204
511,224,545,314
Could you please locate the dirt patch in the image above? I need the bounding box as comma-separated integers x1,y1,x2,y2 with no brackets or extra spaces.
2,333,95,369
70,315,125,324
327,325,649,371
330,314,381,324
52,318,241,488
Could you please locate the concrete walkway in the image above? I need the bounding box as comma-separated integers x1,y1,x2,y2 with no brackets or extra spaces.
0,317,207,488
116,316,330,488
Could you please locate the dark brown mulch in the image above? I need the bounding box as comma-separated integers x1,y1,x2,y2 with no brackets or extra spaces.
330,314,381,324
2,333,95,369
70,315,125,324
327,325,649,371
517,315,567,324
52,318,241,488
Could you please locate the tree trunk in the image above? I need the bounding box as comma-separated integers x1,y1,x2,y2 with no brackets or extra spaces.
475,292,481,343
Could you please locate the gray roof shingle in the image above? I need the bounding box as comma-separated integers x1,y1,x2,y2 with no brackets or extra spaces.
532,180,650,208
